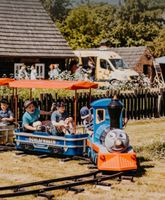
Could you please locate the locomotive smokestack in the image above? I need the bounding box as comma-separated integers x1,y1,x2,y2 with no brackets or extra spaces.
108,95,123,129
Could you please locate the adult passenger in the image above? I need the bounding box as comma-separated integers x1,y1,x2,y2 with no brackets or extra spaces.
70,60,79,75
18,65,29,80
48,64,60,80
88,60,95,81
30,65,37,80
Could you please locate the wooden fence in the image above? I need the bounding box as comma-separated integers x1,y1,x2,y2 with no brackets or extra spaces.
1,89,165,123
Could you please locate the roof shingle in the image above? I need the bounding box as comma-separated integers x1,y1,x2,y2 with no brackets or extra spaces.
109,46,147,68
0,0,74,58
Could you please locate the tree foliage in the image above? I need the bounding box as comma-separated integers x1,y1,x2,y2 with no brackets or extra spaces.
51,0,74,21
57,4,115,49
147,28,165,57
118,0,164,25
41,0,75,21
41,0,165,56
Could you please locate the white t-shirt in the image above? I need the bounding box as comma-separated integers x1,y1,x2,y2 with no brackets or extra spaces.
83,115,94,134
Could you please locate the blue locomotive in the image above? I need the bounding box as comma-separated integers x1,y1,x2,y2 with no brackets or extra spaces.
87,97,137,171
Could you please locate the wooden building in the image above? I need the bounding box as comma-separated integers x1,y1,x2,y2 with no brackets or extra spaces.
0,0,75,78
156,56,165,80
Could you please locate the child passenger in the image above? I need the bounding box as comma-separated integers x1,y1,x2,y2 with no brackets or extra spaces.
80,106,94,135
0,98,14,125
22,100,51,132
51,101,74,135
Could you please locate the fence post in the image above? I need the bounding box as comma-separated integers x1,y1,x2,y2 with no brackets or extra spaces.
154,91,159,118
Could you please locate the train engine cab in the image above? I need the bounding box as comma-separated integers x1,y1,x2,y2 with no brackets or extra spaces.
87,98,137,171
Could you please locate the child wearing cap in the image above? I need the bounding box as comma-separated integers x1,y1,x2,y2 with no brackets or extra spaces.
0,98,14,144
0,98,14,125
22,100,51,132
80,106,94,135
51,101,74,135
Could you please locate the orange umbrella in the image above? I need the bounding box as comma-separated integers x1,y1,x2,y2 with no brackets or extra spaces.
0,78,15,86
9,80,98,131
9,80,98,90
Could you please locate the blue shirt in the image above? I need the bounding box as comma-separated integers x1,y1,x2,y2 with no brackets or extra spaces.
51,110,68,123
0,109,14,119
51,110,68,134
22,108,40,127
83,115,94,132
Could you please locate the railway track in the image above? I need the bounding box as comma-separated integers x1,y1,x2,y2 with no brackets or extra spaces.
0,170,126,199
0,145,16,152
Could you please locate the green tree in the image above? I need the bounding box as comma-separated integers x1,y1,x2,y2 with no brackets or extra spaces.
40,0,52,13
41,0,75,21
104,21,160,47
148,28,165,57
104,0,165,47
51,0,74,21
118,0,165,25
41,0,165,56
58,4,115,49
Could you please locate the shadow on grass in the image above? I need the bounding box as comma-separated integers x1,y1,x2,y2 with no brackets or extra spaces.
135,156,154,177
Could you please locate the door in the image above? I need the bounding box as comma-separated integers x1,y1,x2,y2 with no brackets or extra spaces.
96,58,111,80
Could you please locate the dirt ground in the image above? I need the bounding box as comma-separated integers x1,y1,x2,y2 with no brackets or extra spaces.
0,117,165,200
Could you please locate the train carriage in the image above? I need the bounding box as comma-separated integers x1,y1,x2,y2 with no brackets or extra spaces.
0,78,15,145
9,80,98,156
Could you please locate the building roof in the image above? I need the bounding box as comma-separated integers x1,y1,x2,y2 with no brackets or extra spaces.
156,56,165,64
109,46,148,68
0,0,75,58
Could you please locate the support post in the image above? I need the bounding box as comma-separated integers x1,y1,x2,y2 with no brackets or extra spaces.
74,90,77,134
14,88,18,122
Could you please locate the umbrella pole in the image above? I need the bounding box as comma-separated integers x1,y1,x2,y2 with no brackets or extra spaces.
14,88,18,122
89,88,91,103
74,90,77,134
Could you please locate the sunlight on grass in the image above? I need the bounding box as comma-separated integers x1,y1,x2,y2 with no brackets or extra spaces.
135,140,165,160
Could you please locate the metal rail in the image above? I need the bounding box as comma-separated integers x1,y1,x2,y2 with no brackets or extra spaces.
0,171,124,199
0,145,15,151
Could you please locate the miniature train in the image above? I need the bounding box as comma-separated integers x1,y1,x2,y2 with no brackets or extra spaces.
87,98,137,171
14,98,137,171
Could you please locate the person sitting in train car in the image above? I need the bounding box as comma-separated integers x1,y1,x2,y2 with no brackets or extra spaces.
51,101,74,135
0,98,14,125
80,106,94,135
22,100,51,132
